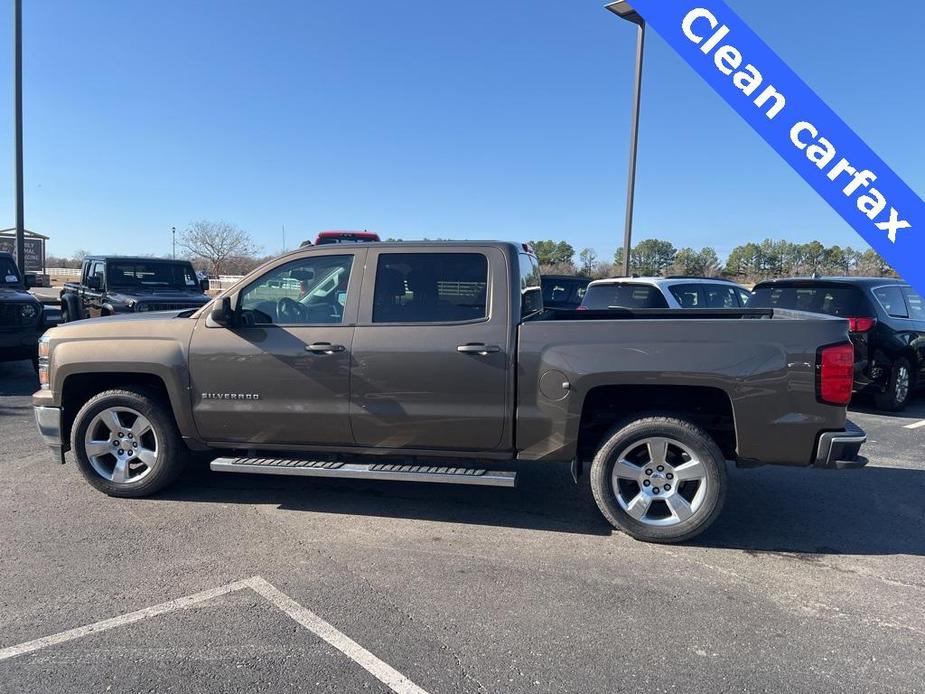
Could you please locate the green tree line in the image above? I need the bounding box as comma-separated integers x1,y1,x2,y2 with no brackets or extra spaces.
529,237,895,282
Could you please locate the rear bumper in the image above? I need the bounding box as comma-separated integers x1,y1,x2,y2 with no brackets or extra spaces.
814,420,867,469
33,405,66,464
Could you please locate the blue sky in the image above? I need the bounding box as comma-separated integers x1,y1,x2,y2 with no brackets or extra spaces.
0,1,922,261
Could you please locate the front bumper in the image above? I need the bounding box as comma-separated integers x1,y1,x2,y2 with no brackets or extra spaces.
33,405,66,464
814,420,867,469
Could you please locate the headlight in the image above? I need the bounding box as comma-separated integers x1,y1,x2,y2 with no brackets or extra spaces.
38,335,51,389
20,303,38,321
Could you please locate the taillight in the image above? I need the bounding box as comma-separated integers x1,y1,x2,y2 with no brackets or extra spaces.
847,316,876,333
817,342,854,406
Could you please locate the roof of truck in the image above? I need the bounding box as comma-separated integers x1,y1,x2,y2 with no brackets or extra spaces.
275,240,526,262
84,256,195,262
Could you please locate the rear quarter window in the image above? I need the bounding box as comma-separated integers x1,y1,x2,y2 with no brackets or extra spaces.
873,286,909,318
583,283,669,309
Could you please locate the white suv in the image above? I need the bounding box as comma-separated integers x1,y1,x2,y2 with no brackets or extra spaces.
580,277,752,310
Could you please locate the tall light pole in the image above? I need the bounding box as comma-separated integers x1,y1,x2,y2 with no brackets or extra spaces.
606,0,645,277
172,226,176,259
13,0,25,272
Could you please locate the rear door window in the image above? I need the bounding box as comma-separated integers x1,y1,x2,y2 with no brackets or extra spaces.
750,285,867,317
901,287,925,320
373,253,489,323
702,284,742,308
583,283,669,309
668,284,702,308
873,286,909,318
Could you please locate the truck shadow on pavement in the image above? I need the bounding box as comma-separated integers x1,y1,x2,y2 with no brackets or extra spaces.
165,460,925,555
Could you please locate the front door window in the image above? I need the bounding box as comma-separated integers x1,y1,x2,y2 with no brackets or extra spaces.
239,255,353,325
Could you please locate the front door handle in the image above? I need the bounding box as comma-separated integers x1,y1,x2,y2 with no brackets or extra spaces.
457,343,501,356
305,342,347,355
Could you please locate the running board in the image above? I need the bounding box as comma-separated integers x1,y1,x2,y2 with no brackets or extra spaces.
210,457,517,488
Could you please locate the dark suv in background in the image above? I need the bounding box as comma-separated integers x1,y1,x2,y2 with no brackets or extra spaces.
0,251,46,364
751,278,925,411
541,275,590,310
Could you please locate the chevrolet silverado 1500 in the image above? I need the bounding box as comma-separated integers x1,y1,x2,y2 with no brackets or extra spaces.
33,242,867,542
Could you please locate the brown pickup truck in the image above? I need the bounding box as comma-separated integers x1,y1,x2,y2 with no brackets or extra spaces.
33,241,867,543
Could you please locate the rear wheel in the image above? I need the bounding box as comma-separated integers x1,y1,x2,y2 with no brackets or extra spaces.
590,416,727,543
874,357,912,412
71,388,187,497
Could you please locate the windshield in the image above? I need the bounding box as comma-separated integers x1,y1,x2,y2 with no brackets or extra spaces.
107,262,199,289
0,257,22,286
582,283,669,309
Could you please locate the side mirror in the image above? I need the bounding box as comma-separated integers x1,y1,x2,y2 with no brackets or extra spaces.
200,278,210,292
86,275,101,291
24,274,36,288
43,306,62,328
210,296,234,327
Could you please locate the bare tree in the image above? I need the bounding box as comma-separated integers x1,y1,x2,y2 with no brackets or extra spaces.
177,220,259,276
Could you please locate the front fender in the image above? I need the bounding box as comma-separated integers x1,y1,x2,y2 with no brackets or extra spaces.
44,318,198,441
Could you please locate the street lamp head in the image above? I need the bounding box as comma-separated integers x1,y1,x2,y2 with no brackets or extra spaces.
605,0,643,24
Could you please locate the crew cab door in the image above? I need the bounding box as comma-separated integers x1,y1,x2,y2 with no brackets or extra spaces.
349,247,512,451
188,248,363,446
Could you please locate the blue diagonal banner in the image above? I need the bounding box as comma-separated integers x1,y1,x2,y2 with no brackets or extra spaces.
627,0,924,291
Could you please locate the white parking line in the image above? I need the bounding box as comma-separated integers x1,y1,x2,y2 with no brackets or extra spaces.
248,577,428,694
0,578,251,662
903,420,925,430
0,576,430,694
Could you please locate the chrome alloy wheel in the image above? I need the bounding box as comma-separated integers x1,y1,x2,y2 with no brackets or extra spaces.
611,436,708,527
83,407,158,484
896,364,911,404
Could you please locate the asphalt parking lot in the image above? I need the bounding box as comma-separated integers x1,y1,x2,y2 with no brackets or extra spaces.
1,358,923,693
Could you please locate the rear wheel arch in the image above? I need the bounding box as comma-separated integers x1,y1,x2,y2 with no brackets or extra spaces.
576,384,738,463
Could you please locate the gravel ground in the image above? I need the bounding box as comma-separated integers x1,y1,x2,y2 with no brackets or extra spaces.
1,358,923,693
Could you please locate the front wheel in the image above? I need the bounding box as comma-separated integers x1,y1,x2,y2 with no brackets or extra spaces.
590,416,727,544
71,388,188,497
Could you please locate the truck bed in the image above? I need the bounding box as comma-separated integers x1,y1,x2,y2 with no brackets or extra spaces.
516,308,850,465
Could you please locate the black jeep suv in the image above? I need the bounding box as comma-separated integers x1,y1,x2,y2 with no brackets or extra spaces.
751,277,925,411
61,256,211,322
0,251,45,363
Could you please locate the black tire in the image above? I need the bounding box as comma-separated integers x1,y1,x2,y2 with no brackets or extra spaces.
590,416,727,544
60,302,69,323
71,388,188,497
874,357,913,412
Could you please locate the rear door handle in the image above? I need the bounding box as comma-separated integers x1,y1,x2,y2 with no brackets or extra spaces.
457,343,501,355
305,342,347,355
